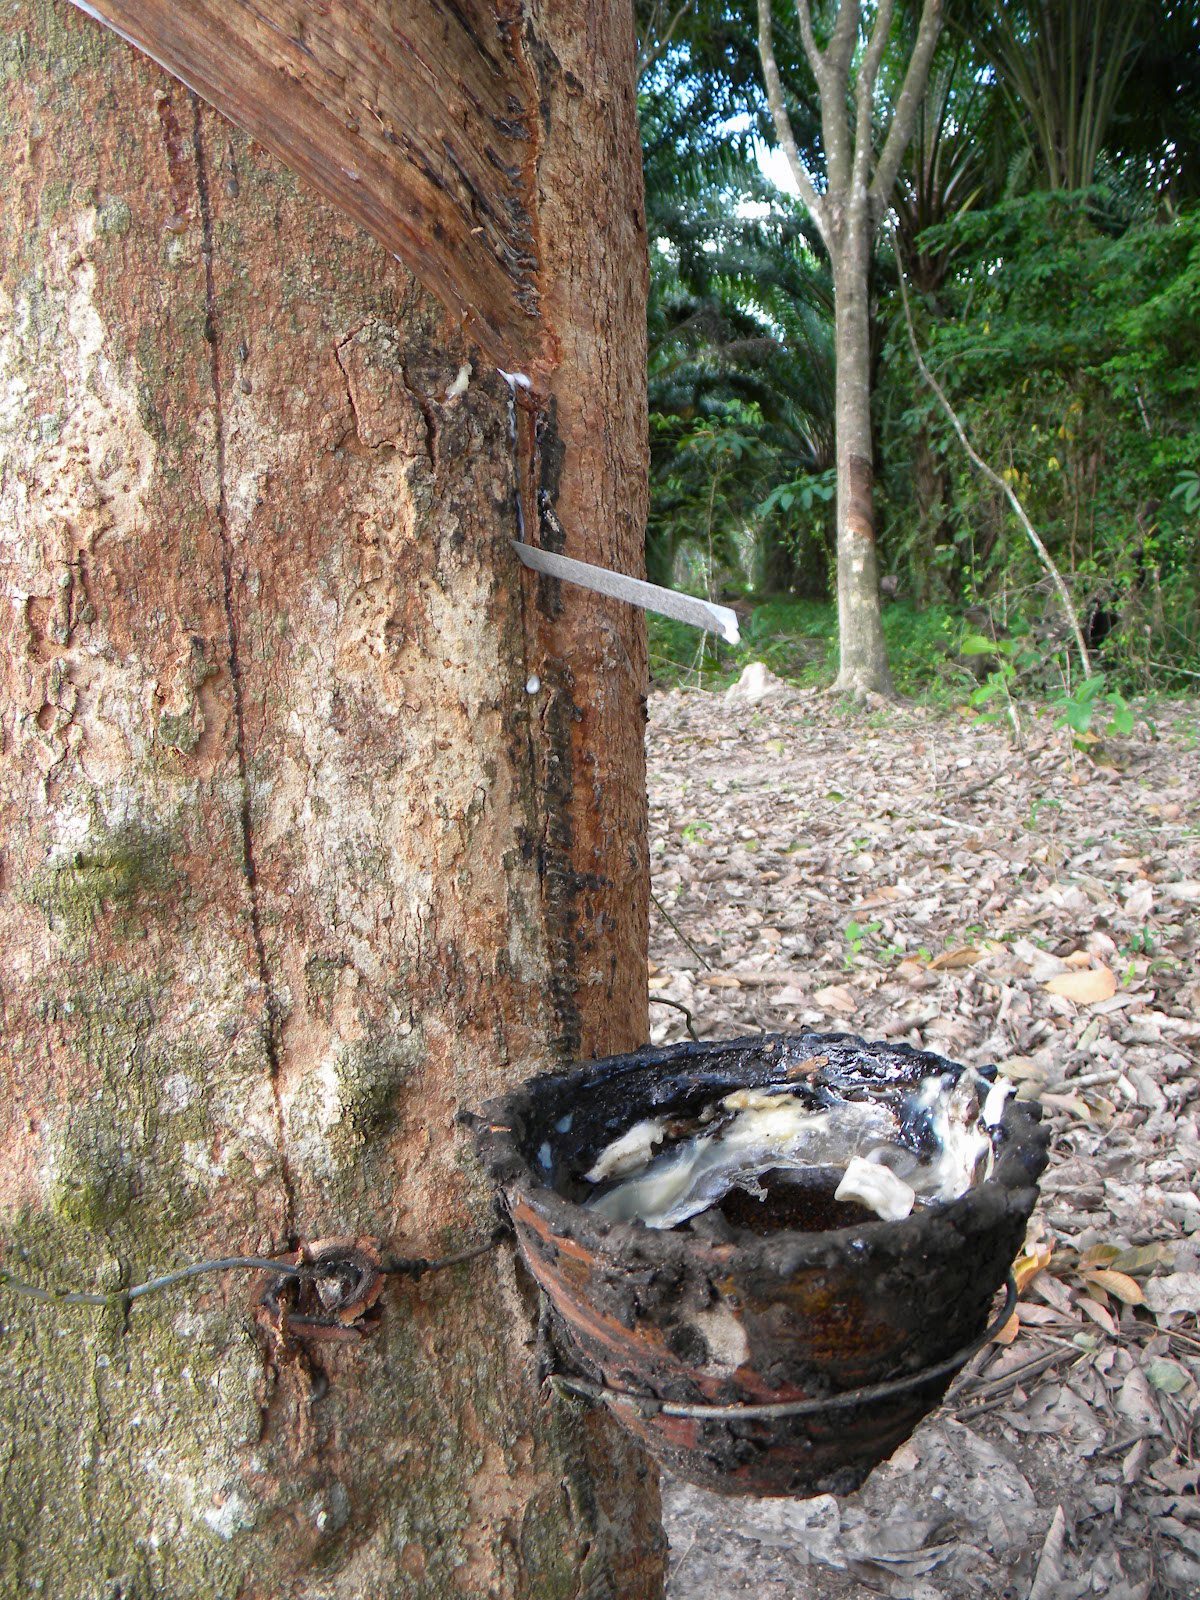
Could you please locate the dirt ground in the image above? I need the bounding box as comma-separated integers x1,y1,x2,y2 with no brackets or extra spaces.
643,670,1200,1600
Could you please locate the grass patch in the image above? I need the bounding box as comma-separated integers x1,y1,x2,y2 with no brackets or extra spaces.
648,597,836,690
648,595,958,697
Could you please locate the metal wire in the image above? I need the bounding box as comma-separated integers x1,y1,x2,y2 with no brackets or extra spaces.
0,1257,306,1310
0,1227,508,1316
648,995,700,1042
380,1226,509,1280
549,1273,1019,1421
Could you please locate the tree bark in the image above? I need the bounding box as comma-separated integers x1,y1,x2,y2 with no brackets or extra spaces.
831,221,894,696
0,5,663,1597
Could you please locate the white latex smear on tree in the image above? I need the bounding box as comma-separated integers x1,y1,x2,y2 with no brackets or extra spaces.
584,1071,1009,1229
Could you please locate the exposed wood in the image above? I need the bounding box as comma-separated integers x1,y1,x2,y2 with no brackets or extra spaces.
69,0,544,368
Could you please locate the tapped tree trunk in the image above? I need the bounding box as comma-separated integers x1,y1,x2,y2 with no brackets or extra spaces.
0,4,663,1597
832,222,894,696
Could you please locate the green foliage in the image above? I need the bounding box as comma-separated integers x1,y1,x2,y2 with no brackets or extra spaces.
878,193,1200,688
640,4,1199,702
1051,672,1136,739
639,1,837,597
970,0,1146,193
1172,468,1200,516
880,603,960,697
647,598,835,689
648,596,963,699
756,467,835,519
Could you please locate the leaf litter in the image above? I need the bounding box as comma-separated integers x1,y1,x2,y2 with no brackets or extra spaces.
648,679,1199,1599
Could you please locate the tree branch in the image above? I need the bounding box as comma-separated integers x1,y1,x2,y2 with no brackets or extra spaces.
792,0,827,85
870,0,944,226
637,0,693,83
758,0,831,247
825,0,862,81
892,233,1092,679
795,0,853,199
854,0,895,195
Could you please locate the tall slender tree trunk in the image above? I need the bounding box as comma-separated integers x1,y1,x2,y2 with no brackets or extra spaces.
0,5,663,1597
832,220,893,696
758,0,943,699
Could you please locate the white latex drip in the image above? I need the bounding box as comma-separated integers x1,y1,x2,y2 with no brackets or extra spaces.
584,1069,1003,1229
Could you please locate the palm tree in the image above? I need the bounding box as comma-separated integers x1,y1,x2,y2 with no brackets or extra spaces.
639,9,838,598
973,0,1148,192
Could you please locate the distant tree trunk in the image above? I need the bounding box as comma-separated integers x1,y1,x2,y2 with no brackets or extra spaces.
0,5,663,1597
759,0,943,697
831,212,893,691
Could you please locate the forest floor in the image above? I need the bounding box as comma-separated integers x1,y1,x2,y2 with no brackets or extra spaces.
643,670,1200,1600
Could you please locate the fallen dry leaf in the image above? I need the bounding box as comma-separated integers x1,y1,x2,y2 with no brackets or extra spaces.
1078,1296,1118,1335
643,684,1200,1600
1077,1242,1122,1272
1027,1506,1068,1600
1144,1359,1191,1395
812,983,858,1014
929,946,985,970
997,1055,1046,1083
1014,1244,1055,1294
993,1310,1020,1345
1044,965,1118,1004
1110,1243,1176,1276
1082,1269,1145,1305
1143,1273,1200,1318
855,886,903,908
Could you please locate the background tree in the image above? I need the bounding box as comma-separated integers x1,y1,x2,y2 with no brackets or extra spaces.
881,23,1013,602
758,0,944,696
632,0,1198,697
870,0,1200,689
0,3,664,1595
639,4,837,602
971,0,1146,194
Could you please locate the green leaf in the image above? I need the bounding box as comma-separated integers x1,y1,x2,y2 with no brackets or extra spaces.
1107,695,1135,736
970,677,1006,705
1145,1359,1191,1394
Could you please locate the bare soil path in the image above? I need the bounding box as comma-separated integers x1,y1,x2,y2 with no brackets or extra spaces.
645,676,1200,1600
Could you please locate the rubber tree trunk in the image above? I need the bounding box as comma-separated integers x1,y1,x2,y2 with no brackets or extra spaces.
0,5,663,1597
832,221,894,697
